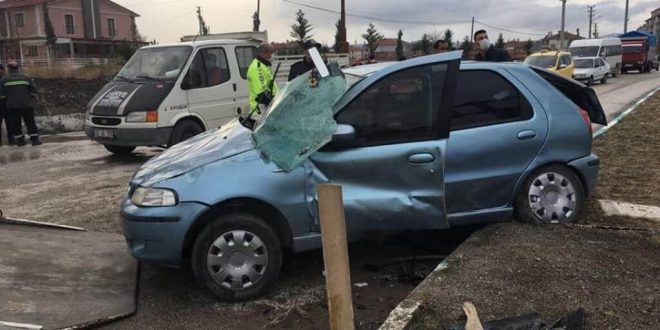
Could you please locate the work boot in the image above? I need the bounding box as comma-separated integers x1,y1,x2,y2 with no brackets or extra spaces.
15,139,26,147
31,140,43,146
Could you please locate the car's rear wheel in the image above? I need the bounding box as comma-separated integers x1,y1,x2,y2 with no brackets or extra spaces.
515,165,585,225
170,119,203,147
103,145,136,155
601,75,608,84
586,76,593,86
192,213,282,302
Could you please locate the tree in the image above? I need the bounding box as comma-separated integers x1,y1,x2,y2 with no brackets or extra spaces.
443,29,454,50
460,36,472,56
290,9,313,49
524,38,534,55
396,30,404,60
333,19,341,53
43,1,57,64
413,34,432,55
362,23,384,57
495,33,505,48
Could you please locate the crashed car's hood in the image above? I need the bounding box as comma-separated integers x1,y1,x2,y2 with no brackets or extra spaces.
132,119,254,186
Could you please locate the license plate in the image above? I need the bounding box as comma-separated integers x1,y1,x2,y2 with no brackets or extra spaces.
94,129,114,139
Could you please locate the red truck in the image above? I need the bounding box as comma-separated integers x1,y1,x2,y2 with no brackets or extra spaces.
620,31,659,74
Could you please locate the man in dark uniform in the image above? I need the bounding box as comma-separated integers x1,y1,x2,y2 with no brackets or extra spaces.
0,62,41,146
288,39,321,81
473,29,512,62
0,64,14,146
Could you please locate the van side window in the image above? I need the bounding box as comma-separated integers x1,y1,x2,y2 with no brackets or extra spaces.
186,48,230,89
451,70,532,131
235,46,257,79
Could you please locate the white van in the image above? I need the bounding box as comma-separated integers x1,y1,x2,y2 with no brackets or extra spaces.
569,38,622,76
84,39,260,155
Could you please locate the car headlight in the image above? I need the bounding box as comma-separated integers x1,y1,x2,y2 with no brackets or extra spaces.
126,110,158,123
131,187,177,206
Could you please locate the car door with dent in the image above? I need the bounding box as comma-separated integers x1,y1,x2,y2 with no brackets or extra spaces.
309,55,461,233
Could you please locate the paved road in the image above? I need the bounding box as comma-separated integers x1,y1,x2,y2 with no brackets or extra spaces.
590,69,660,122
0,70,657,329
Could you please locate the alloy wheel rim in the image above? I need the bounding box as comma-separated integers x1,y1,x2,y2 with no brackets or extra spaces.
206,230,269,290
528,172,577,224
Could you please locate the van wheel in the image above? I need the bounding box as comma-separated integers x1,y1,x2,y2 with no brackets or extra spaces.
103,145,135,155
612,64,618,77
170,120,203,146
192,213,282,302
515,165,585,225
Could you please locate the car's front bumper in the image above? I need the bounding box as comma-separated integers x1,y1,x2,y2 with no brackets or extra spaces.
121,198,209,268
568,153,600,198
85,125,173,147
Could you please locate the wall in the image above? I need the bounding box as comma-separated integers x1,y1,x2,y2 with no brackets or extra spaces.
98,0,134,40
5,5,42,38
48,0,85,39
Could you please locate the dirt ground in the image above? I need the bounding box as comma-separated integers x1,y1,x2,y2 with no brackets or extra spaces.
590,93,660,207
405,93,660,329
33,78,108,116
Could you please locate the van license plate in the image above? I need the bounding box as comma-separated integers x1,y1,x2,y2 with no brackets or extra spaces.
94,129,114,139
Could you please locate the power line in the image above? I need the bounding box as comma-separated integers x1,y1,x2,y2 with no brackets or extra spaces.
474,20,547,36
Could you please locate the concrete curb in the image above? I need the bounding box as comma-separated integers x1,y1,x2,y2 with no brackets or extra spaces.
379,87,660,330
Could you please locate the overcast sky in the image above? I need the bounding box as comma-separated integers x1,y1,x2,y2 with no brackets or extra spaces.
114,0,658,45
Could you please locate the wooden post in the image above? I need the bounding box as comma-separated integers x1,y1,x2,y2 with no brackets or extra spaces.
317,184,355,330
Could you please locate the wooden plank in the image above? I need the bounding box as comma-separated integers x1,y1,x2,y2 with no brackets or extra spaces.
317,184,355,330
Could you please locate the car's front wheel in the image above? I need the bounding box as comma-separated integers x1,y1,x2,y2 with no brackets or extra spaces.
515,165,585,225
103,145,136,155
586,76,593,86
192,213,282,302
601,75,608,84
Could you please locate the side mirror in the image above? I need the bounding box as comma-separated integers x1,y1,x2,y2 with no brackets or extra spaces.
330,124,356,147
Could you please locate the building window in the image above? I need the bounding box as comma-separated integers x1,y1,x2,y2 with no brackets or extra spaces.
27,46,38,57
65,14,75,34
15,13,24,28
107,18,116,37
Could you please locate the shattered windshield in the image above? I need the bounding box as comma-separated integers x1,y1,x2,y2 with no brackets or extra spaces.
252,62,348,171
117,46,192,81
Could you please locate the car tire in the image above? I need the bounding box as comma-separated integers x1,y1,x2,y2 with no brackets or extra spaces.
601,75,607,84
515,165,585,225
103,145,136,155
192,213,283,302
612,64,618,77
170,119,203,146
586,76,593,86
621,68,627,74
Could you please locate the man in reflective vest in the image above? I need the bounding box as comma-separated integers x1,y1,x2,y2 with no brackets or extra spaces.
0,61,41,146
247,42,278,115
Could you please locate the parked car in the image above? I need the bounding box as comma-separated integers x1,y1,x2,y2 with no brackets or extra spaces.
523,50,574,78
572,57,610,85
121,52,606,302
85,37,262,155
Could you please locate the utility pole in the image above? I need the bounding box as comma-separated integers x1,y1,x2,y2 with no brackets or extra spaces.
587,5,595,39
624,0,629,33
560,0,566,50
470,17,474,40
593,22,599,39
338,0,348,53
197,6,203,35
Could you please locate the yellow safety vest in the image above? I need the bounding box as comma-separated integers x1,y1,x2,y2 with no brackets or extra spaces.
246,58,278,112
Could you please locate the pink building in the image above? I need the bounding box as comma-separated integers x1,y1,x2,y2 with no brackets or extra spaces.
0,0,140,66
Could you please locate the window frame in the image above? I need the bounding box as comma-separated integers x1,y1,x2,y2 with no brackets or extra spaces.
26,45,38,57
64,14,75,35
185,47,231,90
334,61,459,148
107,18,116,37
235,46,257,79
15,12,25,28
450,69,534,132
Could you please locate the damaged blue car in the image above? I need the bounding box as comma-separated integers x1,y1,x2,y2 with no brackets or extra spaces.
121,51,607,301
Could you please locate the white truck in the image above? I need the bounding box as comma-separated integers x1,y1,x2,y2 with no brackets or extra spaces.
85,34,263,155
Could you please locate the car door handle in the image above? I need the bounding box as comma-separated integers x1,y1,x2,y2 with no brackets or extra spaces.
408,153,435,164
233,83,237,92
517,130,537,140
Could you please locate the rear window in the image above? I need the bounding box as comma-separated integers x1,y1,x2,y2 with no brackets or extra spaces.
524,56,557,69
574,59,593,68
452,70,533,130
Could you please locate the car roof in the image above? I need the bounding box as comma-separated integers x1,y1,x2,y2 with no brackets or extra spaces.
342,57,531,78
140,39,254,49
530,50,570,56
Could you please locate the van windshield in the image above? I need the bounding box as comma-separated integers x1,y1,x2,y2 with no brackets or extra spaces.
524,56,557,68
570,46,599,57
117,46,192,81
